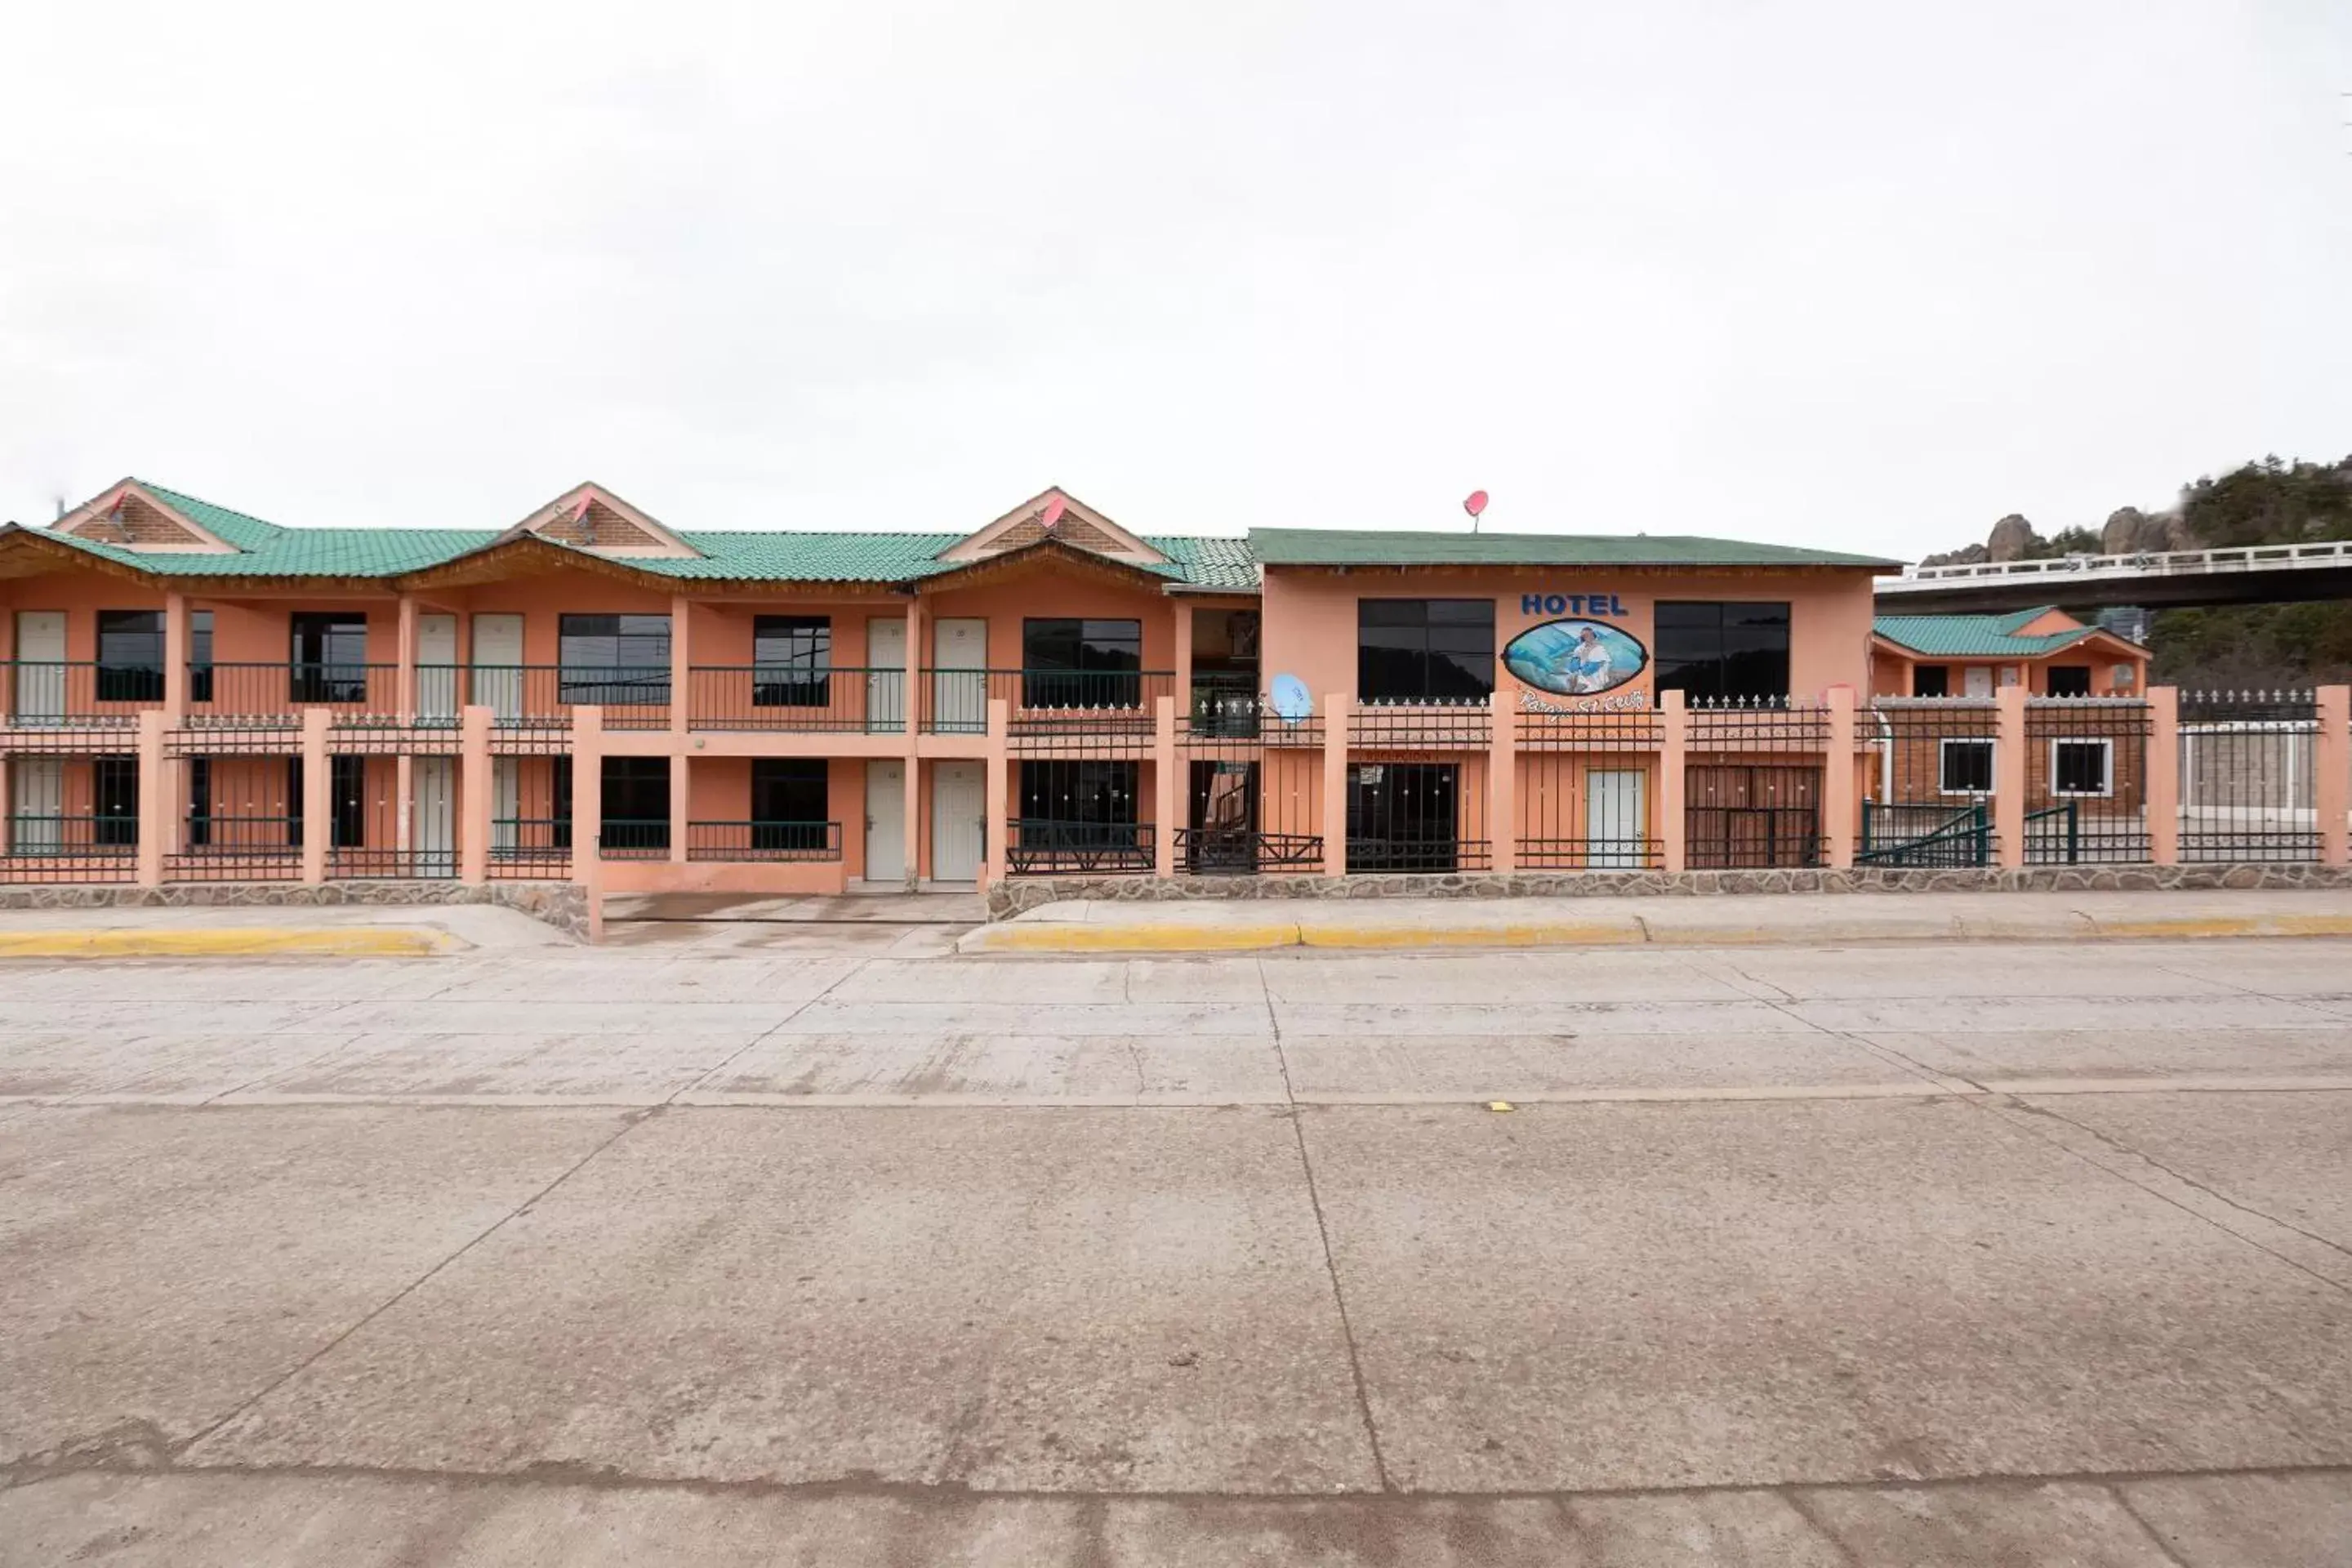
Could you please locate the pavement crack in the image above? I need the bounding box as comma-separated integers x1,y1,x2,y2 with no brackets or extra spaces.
165,1108,653,1459
666,955,868,1104
2102,1481,2198,1568
1255,956,1393,1493
2002,1094,2352,1272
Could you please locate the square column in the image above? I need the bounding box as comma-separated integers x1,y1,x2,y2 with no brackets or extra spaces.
2146,687,2180,866
1823,685,1857,869
136,710,167,887
1487,689,1517,875
982,698,1010,886
1154,694,1178,876
458,706,492,884
670,595,693,737
301,706,332,884
2319,686,2350,866
1994,684,2029,869
1659,690,1688,874
902,757,922,890
1322,693,1348,877
670,752,691,863
573,706,605,898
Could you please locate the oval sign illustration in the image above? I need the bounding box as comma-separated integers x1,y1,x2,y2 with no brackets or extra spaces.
1503,619,1648,697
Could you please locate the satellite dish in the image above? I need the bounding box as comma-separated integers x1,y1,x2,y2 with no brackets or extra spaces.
1039,495,1067,530
1463,490,1489,519
1268,675,1312,724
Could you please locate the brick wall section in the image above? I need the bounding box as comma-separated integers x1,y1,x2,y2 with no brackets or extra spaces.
989,514,1122,553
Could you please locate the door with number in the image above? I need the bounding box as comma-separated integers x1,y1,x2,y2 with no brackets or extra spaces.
417,614,459,724
414,757,455,875
14,611,65,724
930,618,987,733
472,613,525,722
866,618,906,733
10,756,63,852
1584,768,1647,869
863,759,906,884
931,761,985,883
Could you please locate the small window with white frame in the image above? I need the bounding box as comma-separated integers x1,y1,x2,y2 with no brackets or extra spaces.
2049,737,2113,797
1940,737,1995,795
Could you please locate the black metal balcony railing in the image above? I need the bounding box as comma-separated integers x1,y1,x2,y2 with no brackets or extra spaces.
185,663,401,725
1188,675,1263,738
918,670,1175,733
687,667,906,733
3,662,164,727
1174,826,1321,873
1003,818,1156,875
598,818,672,859
686,820,844,862
167,814,304,881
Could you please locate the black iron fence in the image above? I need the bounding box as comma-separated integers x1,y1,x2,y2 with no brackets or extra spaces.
1345,759,1491,872
489,817,572,880
598,818,672,859
1516,706,1663,870
1348,702,1492,751
2024,697,2150,863
914,670,1174,734
1004,818,1156,875
686,820,844,861
167,813,303,881
688,667,906,733
1859,801,1989,866
1862,699,1998,865
1176,715,1326,873
0,813,140,883
2178,691,2320,862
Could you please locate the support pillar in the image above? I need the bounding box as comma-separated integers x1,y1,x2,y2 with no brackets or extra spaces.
1824,684,1857,869
2146,687,2180,866
395,753,413,858
300,706,331,884
136,710,167,888
163,592,190,723
458,705,492,884
2318,686,2350,866
1154,693,1178,877
903,595,924,888
982,697,1010,886
1173,606,1195,726
573,706,605,898
1659,689,1688,875
396,594,421,723
1994,682,2029,870
1487,689,1517,874
902,756,922,889
1322,693,1349,877
670,751,691,864
670,595,693,738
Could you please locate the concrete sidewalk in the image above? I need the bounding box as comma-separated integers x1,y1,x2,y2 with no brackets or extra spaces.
961,888,2352,954
0,903,574,959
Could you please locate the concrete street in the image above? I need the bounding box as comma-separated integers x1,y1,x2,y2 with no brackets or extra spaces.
3,926,2351,1564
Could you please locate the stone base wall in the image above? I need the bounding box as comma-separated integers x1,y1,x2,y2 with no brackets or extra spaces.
0,880,593,942
987,864,2352,920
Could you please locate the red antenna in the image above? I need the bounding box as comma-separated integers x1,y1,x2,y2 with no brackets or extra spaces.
1463,490,1489,532
1039,495,1068,531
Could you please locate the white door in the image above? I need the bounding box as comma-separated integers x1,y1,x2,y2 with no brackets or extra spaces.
492,756,519,854
414,757,455,871
13,610,65,724
931,760,986,882
1962,666,1993,698
866,617,906,732
471,613,525,722
1584,768,1647,869
864,759,906,882
417,614,459,724
10,757,63,851
931,618,988,733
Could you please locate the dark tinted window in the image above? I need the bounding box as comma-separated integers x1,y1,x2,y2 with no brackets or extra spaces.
753,617,831,706
559,614,671,705
751,759,831,851
1357,599,1494,704
1940,739,1994,794
1022,619,1142,707
1020,760,1140,824
290,612,368,702
2046,664,2091,697
600,756,670,852
97,612,163,701
2052,739,2109,794
1653,602,1789,702
1912,664,1949,697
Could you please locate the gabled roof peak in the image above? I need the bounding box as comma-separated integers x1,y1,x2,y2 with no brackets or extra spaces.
50,479,243,555
936,487,1169,567
514,482,702,560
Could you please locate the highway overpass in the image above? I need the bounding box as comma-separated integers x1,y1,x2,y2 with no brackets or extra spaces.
1876,539,2352,613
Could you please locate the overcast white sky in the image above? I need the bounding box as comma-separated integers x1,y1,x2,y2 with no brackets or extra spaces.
2,0,2345,559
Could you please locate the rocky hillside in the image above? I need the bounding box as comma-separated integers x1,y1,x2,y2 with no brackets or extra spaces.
1916,455,2352,685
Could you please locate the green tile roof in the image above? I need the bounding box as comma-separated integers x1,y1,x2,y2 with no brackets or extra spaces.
1245,527,1898,570
1872,611,2117,657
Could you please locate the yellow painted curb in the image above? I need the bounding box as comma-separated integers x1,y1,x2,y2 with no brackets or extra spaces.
2090,914,2352,941
1296,921,1645,948
970,922,1304,953
0,927,454,960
